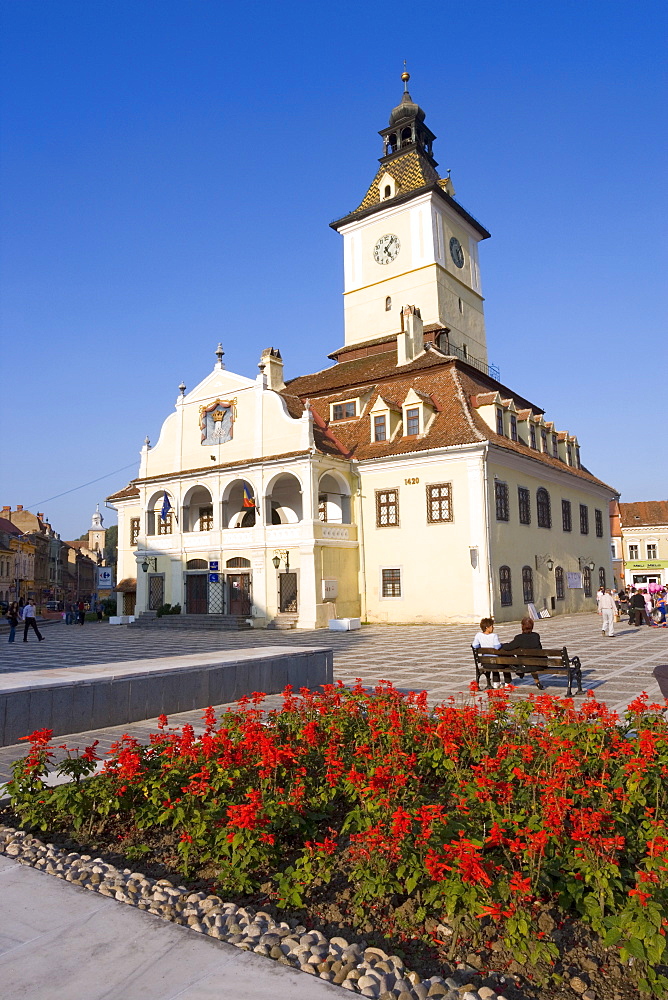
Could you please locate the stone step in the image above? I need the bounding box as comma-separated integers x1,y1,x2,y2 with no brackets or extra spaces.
128,614,252,631
267,614,298,630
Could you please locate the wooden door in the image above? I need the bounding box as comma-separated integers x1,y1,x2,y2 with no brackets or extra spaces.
228,574,251,615
186,574,208,614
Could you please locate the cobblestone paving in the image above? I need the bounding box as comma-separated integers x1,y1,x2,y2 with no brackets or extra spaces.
1,615,666,785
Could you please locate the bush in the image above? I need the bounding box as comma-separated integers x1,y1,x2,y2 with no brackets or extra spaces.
156,603,181,618
6,684,668,995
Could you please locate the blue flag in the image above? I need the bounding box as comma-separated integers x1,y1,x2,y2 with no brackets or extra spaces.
160,491,171,522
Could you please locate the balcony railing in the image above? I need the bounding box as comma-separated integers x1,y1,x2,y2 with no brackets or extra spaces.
442,342,500,381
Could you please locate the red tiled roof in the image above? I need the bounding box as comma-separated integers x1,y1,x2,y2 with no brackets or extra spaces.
0,517,21,536
283,353,615,490
107,484,140,502
619,501,668,527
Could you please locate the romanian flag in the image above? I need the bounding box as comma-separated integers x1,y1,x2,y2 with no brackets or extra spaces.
242,483,255,508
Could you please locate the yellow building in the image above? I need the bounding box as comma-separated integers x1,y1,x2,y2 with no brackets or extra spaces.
109,74,616,627
617,501,668,590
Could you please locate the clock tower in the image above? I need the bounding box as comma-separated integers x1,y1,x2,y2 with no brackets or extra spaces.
331,73,491,366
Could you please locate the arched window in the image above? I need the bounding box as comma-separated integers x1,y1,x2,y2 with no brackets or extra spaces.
387,133,397,153
226,557,251,568
401,126,412,146
385,296,392,311
186,559,207,570
383,185,391,199
499,566,512,606
522,566,534,604
598,567,606,590
536,488,552,528
583,565,592,597
555,566,565,600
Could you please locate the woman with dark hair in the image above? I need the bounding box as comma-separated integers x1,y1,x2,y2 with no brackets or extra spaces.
6,602,19,644
500,617,544,689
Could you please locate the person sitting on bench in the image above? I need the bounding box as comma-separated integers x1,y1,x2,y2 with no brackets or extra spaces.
500,617,545,689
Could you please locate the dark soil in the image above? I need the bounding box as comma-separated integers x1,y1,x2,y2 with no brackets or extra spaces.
1,807,660,1000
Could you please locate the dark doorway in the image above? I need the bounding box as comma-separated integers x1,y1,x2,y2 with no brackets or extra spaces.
186,574,208,614
228,573,251,615
279,572,298,613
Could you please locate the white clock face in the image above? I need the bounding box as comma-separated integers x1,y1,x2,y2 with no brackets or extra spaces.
373,233,401,265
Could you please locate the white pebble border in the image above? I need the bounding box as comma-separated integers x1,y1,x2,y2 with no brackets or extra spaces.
0,824,516,1000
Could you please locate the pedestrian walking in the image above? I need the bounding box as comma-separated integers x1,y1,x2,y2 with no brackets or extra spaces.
77,600,86,626
6,602,19,643
598,589,617,636
21,601,44,642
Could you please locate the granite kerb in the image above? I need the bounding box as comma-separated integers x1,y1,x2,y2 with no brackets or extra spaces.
0,647,334,746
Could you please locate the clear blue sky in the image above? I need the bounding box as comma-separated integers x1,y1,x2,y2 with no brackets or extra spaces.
2,0,666,539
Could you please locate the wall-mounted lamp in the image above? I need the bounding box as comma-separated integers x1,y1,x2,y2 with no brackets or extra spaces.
272,550,290,572
578,558,596,572
141,557,157,574
469,546,479,569
535,554,554,572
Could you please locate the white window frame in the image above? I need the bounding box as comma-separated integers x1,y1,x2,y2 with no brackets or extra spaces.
331,399,357,422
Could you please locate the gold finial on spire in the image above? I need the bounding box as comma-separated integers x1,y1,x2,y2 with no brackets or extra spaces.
401,61,410,90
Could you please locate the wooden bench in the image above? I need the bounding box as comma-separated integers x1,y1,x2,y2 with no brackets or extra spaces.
471,646,584,697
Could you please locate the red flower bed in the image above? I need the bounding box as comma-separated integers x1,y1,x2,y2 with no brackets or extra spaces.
7,682,668,995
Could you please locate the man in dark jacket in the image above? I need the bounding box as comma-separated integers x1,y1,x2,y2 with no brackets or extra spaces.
500,616,544,689
630,589,648,627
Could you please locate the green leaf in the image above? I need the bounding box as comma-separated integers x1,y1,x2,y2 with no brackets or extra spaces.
625,937,646,960
602,926,622,948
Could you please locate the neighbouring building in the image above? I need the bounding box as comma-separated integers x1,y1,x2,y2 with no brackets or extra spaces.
108,74,617,626
1,504,100,607
613,500,668,590
0,516,36,605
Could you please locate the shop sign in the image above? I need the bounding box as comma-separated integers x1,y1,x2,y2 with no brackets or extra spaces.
567,572,583,589
626,561,668,570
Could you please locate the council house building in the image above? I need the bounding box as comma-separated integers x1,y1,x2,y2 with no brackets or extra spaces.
109,73,617,628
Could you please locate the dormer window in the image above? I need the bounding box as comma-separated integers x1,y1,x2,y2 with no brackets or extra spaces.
374,415,387,442
332,400,356,421
530,425,537,450
405,407,420,436
552,433,558,458
496,408,504,436
541,428,548,452
510,414,518,441
567,443,573,465
384,185,391,199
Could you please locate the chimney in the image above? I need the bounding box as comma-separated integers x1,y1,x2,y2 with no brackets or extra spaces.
1,506,10,514
260,348,285,391
16,505,23,511
397,306,424,366
37,512,44,519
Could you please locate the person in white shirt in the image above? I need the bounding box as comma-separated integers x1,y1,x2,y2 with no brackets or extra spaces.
22,601,44,642
472,617,505,688
598,590,617,636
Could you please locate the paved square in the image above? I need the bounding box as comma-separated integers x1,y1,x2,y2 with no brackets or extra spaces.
1,614,666,784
